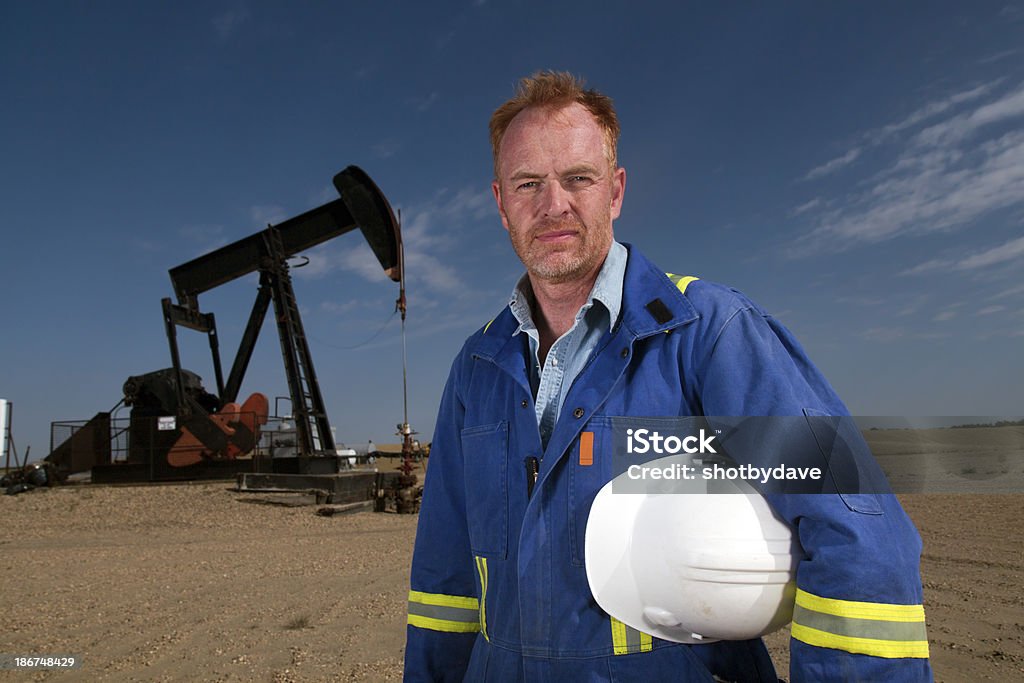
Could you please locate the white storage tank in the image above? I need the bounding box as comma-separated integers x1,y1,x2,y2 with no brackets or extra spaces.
0,399,9,465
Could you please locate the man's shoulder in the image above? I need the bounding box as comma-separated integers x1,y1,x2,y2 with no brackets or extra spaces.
623,244,762,315
674,277,764,317
626,267,761,322
615,243,773,339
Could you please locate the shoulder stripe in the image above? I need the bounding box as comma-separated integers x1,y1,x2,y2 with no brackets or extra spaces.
665,273,699,295
483,319,494,334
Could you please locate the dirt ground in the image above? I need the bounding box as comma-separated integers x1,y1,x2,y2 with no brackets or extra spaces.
1,478,1022,681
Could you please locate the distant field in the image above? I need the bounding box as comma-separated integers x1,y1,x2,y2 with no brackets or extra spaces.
865,425,1024,493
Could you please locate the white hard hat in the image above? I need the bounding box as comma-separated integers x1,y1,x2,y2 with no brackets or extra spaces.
585,456,803,644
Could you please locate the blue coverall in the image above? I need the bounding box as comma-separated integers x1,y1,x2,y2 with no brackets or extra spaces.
406,244,932,682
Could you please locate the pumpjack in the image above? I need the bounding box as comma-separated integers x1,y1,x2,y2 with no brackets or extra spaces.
46,166,409,485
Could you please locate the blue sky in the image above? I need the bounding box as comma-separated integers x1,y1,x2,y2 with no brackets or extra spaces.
2,2,1022,458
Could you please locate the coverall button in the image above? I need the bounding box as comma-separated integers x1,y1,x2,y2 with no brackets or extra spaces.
521,400,528,408
573,407,584,418
621,347,629,358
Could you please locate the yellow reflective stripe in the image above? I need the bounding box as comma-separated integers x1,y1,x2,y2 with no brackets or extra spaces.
611,617,629,655
665,273,699,295
796,589,926,622
793,589,929,659
475,556,489,641
407,614,481,633
792,623,930,659
407,589,480,633
610,617,653,655
408,590,479,611
675,276,699,294
483,319,494,334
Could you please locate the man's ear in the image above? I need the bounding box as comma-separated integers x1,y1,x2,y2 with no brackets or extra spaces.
609,166,626,221
492,180,510,231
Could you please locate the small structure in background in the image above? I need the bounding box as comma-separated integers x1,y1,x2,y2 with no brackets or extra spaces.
1,398,57,495
1,399,11,472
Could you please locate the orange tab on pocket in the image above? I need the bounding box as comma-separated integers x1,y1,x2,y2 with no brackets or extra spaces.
579,431,594,466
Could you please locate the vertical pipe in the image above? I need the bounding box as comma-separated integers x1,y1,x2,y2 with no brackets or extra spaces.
0,399,8,470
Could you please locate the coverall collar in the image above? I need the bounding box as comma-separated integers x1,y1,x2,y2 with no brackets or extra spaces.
471,243,699,394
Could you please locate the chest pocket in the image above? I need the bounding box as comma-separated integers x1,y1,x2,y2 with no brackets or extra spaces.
461,421,509,559
568,417,614,567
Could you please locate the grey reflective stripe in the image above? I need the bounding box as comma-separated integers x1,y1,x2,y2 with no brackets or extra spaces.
793,604,929,642
407,601,480,624
622,625,644,653
611,616,653,655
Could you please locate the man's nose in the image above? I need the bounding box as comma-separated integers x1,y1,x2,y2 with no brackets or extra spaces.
540,181,571,217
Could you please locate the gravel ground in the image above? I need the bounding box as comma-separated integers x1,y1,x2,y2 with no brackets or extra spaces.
1,481,1021,681
0,482,415,682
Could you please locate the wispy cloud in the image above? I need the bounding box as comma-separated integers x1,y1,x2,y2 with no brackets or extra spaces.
320,299,361,315
372,139,402,159
212,6,250,40
999,4,1024,21
955,234,1024,270
179,223,228,256
295,185,494,301
834,295,885,306
250,204,288,227
296,241,389,282
992,283,1024,300
394,186,494,294
309,185,339,206
435,30,457,50
793,80,1024,253
790,198,823,216
913,86,1024,147
899,258,949,276
977,49,1020,65
133,238,163,253
902,235,1024,275
872,82,999,140
860,326,904,342
929,301,965,324
411,91,440,112
802,148,862,180
859,324,962,343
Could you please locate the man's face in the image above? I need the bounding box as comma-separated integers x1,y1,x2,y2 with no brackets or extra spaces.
492,103,626,285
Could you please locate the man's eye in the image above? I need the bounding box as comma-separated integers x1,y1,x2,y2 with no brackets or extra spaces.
517,181,539,191
566,176,592,185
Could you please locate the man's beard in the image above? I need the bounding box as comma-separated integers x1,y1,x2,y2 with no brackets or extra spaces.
510,216,611,284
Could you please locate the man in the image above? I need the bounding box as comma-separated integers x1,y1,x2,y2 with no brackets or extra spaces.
405,72,932,682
